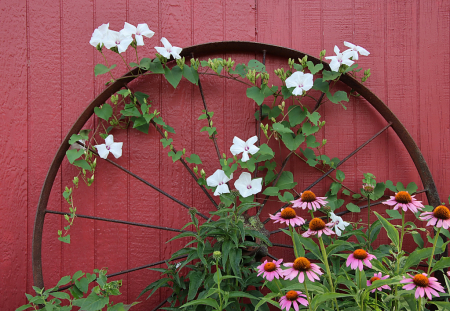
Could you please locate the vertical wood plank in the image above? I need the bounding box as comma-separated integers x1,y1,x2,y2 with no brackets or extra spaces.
93,0,129,305
0,0,28,308
27,0,63,296
126,2,162,308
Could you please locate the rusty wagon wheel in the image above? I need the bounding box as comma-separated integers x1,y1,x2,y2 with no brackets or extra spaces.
32,41,441,309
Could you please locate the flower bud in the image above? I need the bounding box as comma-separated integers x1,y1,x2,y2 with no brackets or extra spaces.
363,183,375,193
200,169,206,179
218,202,226,209
188,207,198,215
193,166,198,174
231,189,240,197
319,49,326,61
182,148,186,155
213,251,222,260
322,139,327,145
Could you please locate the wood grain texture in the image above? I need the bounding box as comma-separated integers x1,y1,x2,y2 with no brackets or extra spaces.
2,1,450,309
0,0,28,308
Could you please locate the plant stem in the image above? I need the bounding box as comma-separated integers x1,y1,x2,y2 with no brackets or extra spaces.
367,196,371,250
215,261,223,310
303,281,313,311
274,279,283,294
318,236,340,311
119,54,132,71
427,227,442,275
309,210,315,219
396,210,406,273
289,225,299,257
418,297,422,311
375,291,378,309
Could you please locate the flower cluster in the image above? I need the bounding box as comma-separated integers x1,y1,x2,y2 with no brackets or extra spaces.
325,41,370,72
89,22,181,58
206,136,262,198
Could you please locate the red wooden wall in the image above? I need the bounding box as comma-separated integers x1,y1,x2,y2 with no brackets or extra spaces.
1,0,449,309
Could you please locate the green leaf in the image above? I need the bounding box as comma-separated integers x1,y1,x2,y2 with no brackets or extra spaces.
58,235,70,244
228,291,258,300
281,133,305,151
160,138,173,148
187,271,205,301
411,231,424,248
346,203,360,213
301,148,318,167
185,154,202,164
72,270,84,281
56,275,72,287
181,298,219,309
306,135,320,148
248,59,266,72
371,182,386,200
164,66,183,88
396,181,406,192
49,291,70,300
281,86,293,99
312,78,329,93
311,293,351,309
431,256,450,273
229,63,247,77
69,134,84,145
66,149,84,164
306,111,321,125
275,171,297,190
336,169,345,181
168,150,183,162
322,70,341,81
374,211,399,247
148,58,165,74
134,91,149,105
386,209,402,219
326,90,349,104
385,180,397,192
75,277,89,293
74,292,109,311
120,106,141,117
406,182,418,194
403,248,433,272
94,64,116,76
307,61,323,74
292,232,305,257
262,187,279,196
15,304,33,311
288,105,307,127
278,191,295,203
182,65,199,84
330,182,342,195
301,122,319,136
272,123,293,134
246,86,265,105
73,159,92,171
297,236,321,260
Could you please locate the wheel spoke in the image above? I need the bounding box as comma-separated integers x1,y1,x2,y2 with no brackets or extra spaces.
83,143,209,220
46,210,193,233
267,253,278,260
150,120,218,209
262,122,392,224
272,243,293,249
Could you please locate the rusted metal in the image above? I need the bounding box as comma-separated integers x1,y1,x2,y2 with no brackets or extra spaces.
33,41,441,294
46,210,192,233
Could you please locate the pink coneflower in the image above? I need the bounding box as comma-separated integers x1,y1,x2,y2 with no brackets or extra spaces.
382,191,424,213
256,259,283,282
283,257,323,283
269,207,306,227
279,290,309,311
346,249,376,271
302,218,335,237
420,205,450,229
400,273,445,300
291,190,328,211
367,272,391,293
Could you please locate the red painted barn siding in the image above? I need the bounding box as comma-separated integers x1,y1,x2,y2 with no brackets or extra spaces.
1,0,449,310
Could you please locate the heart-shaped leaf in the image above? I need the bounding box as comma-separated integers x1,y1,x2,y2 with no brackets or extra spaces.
94,104,112,121
164,66,182,88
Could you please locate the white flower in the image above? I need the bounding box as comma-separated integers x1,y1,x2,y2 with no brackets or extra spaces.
234,172,262,198
330,212,350,236
154,37,182,59
343,41,370,60
103,30,133,53
70,139,86,150
89,23,110,48
95,135,123,159
121,22,155,46
230,136,259,162
206,169,232,196
325,46,354,72
285,71,314,96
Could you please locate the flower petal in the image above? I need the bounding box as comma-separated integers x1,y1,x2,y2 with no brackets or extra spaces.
95,144,109,159
155,46,170,58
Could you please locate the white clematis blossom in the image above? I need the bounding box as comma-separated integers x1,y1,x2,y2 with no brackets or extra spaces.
285,71,314,96
234,172,262,198
95,135,123,159
230,136,259,162
154,37,182,59
89,23,110,48
121,22,155,46
103,30,133,53
330,212,350,236
343,41,370,60
325,46,354,72
206,169,232,196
